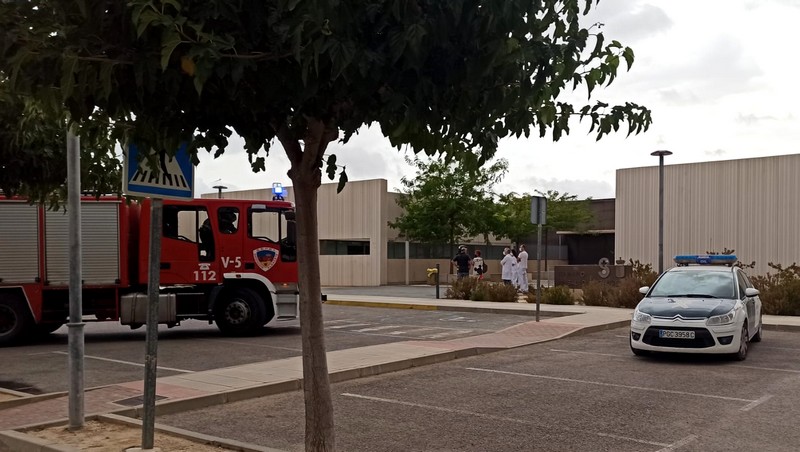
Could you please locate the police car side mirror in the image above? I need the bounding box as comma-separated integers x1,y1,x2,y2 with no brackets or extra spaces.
639,286,649,295
744,288,760,297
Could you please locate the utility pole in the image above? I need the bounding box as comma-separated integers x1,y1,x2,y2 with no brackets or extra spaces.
66,127,85,430
650,150,672,274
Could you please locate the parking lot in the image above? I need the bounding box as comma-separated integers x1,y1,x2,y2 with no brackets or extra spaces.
161,326,800,452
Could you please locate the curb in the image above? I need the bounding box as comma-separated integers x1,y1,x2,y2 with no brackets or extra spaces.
764,323,800,333
325,299,571,318
0,390,68,411
0,413,284,452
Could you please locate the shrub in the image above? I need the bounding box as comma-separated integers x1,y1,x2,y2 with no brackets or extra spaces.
470,282,490,301
580,280,615,307
627,259,658,287
527,285,575,305
607,277,645,309
485,283,519,303
445,277,481,300
750,263,800,316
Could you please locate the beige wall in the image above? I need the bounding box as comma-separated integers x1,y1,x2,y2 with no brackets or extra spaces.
616,154,800,276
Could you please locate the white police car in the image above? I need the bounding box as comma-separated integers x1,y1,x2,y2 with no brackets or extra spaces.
630,255,762,360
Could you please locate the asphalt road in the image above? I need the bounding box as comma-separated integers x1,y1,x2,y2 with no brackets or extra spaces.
160,327,800,452
0,304,528,394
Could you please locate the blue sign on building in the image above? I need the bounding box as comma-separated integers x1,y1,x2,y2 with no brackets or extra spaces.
123,143,195,200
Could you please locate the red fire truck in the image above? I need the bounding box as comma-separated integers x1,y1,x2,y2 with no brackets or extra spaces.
0,197,300,345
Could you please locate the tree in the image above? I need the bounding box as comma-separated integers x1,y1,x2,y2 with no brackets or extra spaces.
390,156,506,251
1,1,651,450
494,193,539,246
0,78,120,204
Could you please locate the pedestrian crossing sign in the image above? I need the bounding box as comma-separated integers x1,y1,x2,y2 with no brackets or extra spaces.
123,143,195,200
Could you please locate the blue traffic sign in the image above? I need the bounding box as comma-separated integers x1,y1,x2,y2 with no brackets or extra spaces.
123,143,195,200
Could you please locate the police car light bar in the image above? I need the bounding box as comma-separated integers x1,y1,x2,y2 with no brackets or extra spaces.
674,254,737,266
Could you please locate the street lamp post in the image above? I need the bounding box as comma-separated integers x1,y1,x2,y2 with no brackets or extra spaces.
213,185,227,199
650,150,672,274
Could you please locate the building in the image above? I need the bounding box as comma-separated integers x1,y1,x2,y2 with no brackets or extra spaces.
615,154,800,276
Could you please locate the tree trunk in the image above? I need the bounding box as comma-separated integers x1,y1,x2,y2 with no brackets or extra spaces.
293,174,335,451
279,119,337,451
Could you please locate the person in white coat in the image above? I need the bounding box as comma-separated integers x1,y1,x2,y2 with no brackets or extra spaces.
500,248,516,285
517,244,529,292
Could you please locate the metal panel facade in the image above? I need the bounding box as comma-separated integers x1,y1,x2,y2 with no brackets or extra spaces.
616,154,800,276
45,202,121,285
0,203,40,283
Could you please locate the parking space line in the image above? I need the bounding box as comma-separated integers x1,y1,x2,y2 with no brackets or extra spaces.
550,348,624,358
51,351,193,373
465,367,756,403
656,434,698,451
341,393,670,448
740,394,773,411
732,365,800,374
328,323,372,329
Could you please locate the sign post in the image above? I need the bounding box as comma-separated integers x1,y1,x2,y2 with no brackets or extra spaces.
123,144,194,450
530,196,547,322
66,128,85,430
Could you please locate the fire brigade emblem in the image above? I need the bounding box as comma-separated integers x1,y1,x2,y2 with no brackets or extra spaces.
253,247,280,272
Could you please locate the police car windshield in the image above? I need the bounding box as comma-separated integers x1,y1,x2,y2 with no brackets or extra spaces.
649,270,735,299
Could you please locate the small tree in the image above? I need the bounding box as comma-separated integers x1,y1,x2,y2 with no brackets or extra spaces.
537,189,594,268
390,156,507,252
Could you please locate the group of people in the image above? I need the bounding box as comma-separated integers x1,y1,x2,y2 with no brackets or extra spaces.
451,244,529,292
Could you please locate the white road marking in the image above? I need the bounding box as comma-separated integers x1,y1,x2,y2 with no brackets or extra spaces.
324,319,355,324
656,434,699,451
550,348,624,358
51,351,192,373
758,346,800,351
465,367,756,403
352,325,403,332
614,335,630,338
552,349,800,375
327,323,372,329
732,365,800,374
740,394,774,411
341,392,670,448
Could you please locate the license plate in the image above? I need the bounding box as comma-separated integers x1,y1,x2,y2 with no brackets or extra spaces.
659,330,695,339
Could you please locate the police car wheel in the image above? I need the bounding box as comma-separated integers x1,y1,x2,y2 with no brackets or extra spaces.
732,324,748,361
751,313,763,343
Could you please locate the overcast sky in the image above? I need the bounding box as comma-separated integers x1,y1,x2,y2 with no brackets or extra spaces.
193,0,799,200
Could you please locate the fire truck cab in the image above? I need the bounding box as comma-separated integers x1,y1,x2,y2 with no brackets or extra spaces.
0,197,300,345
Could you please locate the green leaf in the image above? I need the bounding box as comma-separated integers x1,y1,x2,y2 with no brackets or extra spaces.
326,154,337,180
622,47,635,70
336,168,348,193
160,30,182,71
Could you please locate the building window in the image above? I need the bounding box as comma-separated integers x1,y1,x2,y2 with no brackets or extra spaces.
320,240,370,255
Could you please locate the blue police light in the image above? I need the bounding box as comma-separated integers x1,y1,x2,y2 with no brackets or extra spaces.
674,254,737,266
272,182,285,201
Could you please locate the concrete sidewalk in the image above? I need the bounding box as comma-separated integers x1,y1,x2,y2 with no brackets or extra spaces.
1,296,798,439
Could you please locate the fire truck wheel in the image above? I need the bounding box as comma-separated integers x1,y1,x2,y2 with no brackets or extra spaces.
0,294,32,346
214,287,268,336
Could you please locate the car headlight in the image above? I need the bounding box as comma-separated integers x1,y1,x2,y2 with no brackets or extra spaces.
633,310,651,324
706,309,736,326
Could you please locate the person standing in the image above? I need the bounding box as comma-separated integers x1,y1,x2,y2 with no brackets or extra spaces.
510,247,520,289
452,246,472,280
517,244,529,292
473,250,486,280
501,247,516,285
